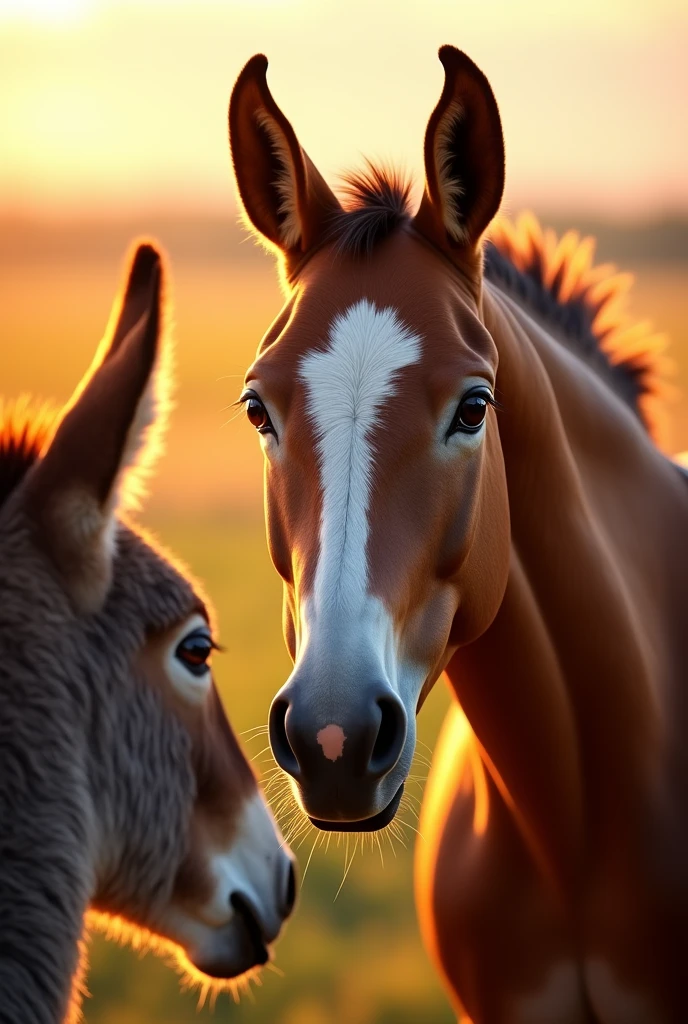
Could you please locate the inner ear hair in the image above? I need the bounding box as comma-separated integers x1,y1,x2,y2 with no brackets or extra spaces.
434,99,469,243
229,53,342,272
253,110,302,250
415,46,505,263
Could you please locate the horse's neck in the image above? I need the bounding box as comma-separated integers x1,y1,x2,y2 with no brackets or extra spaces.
444,281,687,893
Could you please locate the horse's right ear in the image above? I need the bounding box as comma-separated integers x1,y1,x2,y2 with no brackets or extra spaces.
23,242,172,613
228,54,342,275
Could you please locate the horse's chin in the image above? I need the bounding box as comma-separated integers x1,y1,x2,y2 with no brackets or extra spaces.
307,781,405,833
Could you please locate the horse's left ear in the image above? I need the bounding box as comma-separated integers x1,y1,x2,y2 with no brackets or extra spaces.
413,46,505,277
229,54,342,275
23,242,173,612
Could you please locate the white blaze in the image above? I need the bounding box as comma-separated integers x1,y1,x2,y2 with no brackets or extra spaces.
299,300,422,615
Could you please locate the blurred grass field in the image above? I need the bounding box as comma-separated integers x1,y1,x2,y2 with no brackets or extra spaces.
1,237,686,1023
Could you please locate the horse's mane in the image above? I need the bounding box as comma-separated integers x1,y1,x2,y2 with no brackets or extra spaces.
485,214,672,446
331,164,672,447
0,398,58,510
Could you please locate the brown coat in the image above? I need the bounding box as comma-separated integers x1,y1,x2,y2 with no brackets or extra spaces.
228,46,687,1021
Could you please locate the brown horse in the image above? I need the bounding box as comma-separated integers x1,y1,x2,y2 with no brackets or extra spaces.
0,243,295,1024
227,45,688,1022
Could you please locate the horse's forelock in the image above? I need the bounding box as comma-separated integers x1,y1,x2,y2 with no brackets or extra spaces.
329,162,413,257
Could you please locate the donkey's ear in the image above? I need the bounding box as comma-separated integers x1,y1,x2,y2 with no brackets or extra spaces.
413,47,505,275
229,54,342,273
23,242,172,613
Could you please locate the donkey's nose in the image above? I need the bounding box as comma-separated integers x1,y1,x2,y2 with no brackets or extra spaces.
269,683,407,782
229,847,296,961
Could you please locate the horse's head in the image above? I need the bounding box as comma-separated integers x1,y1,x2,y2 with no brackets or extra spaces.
229,48,511,829
0,245,295,986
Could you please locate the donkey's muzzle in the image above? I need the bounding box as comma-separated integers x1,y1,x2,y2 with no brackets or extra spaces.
268,681,408,824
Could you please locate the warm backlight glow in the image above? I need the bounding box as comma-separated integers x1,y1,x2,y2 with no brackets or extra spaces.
85,910,264,1008
0,0,91,20
417,700,491,844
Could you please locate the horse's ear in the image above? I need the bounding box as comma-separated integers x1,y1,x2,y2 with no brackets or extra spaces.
23,242,173,612
413,46,505,277
228,54,342,273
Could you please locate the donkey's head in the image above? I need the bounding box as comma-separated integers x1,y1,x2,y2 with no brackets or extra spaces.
0,245,295,984
229,48,511,829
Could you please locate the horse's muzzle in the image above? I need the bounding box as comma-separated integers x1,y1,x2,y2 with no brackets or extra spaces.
268,678,408,826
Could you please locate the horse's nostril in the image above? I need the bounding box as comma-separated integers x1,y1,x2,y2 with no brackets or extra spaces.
268,696,300,778
369,695,406,776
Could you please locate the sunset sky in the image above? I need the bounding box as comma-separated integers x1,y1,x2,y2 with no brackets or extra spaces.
1,0,686,221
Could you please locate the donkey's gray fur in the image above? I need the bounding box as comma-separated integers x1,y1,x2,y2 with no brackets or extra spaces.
0,243,271,1024
0,515,198,1023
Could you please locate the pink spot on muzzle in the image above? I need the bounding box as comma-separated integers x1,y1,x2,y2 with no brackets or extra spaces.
317,724,346,762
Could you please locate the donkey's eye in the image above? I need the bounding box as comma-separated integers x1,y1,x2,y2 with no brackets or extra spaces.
175,628,213,677
166,614,217,704
241,392,274,436
447,388,494,437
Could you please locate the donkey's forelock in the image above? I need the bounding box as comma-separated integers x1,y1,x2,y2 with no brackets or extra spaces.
0,397,58,510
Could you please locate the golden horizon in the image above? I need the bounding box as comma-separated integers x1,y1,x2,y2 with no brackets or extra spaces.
1,0,686,219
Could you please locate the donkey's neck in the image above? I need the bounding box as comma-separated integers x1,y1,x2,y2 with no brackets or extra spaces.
0,757,94,1024
0,837,91,1024
445,281,685,896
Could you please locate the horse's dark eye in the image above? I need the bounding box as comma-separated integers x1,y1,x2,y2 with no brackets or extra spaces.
459,394,488,429
244,395,274,435
447,389,494,437
175,630,213,677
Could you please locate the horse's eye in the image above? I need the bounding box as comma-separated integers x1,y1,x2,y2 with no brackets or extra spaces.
459,394,488,429
447,389,494,437
244,395,273,434
175,629,213,677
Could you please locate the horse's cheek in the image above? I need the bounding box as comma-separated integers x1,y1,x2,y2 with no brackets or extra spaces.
450,471,510,646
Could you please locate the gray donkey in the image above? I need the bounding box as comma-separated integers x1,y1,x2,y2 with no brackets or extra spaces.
0,243,296,1024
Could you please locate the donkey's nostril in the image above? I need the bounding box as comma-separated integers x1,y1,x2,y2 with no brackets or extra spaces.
369,694,407,776
282,859,297,918
268,696,300,778
230,891,269,965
